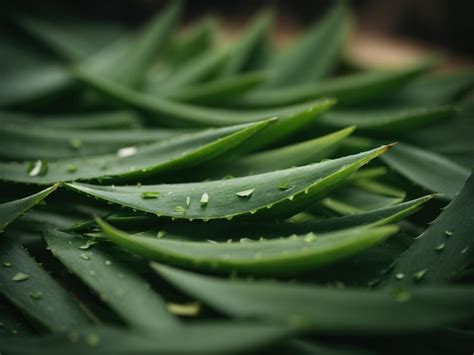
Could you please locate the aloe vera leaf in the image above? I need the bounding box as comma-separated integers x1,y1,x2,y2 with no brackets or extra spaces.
381,171,474,287
352,178,406,198
0,34,73,108
319,105,456,132
406,100,474,168
0,120,270,185
66,146,389,221
382,143,470,200
283,339,375,355
194,126,355,179
163,17,216,66
390,69,474,106
237,61,432,108
220,10,274,76
164,72,264,105
0,322,291,355
109,1,181,88
17,17,127,61
72,67,333,128
0,122,189,160
44,228,179,332
321,186,404,215
97,218,397,275
67,196,432,243
0,236,91,332
263,1,349,87
153,263,474,335
0,185,58,232
147,47,229,93
0,111,143,130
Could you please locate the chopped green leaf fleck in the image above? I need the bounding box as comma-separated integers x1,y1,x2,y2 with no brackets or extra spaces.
28,291,43,300
200,192,209,207
140,191,160,199
12,272,30,282
236,189,255,198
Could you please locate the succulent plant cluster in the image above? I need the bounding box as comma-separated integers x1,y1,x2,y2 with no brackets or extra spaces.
0,1,473,354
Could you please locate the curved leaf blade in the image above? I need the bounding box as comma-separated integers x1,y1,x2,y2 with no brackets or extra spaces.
0,236,91,332
44,228,179,332
153,263,474,335
97,219,398,275
0,185,58,232
0,120,270,185
382,143,470,199
66,146,390,221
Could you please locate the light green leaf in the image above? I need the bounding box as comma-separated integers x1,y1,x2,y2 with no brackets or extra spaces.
73,67,334,127
66,146,389,220
238,61,431,108
220,10,274,76
263,1,349,87
97,218,398,275
0,185,58,232
382,142,470,199
0,120,270,184
0,123,188,160
319,105,456,132
153,263,474,335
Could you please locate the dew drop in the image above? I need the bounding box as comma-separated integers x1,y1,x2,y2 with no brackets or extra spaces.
435,243,445,252
29,291,43,300
140,191,160,199
27,160,48,177
173,206,186,213
236,189,255,198
117,146,137,158
206,239,218,244
278,181,290,191
412,269,427,282
395,273,405,280
461,246,469,254
240,238,252,243
2,261,12,267
80,253,91,260
157,230,167,238
12,272,29,282
200,193,209,207
444,230,453,237
79,240,96,250
186,196,191,207
105,260,112,266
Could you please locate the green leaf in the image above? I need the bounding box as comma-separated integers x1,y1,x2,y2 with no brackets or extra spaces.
382,143,470,199
44,228,179,332
381,171,474,287
0,122,189,160
237,61,431,108
0,236,91,332
0,185,58,232
0,322,291,355
319,105,456,132
66,146,390,221
320,186,404,215
194,126,355,179
67,196,432,240
220,10,274,76
73,67,334,127
18,17,127,61
147,48,228,93
390,69,474,106
97,218,398,275
163,17,216,66
0,120,270,184
153,263,474,335
164,72,264,105
263,1,349,87
108,0,181,88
